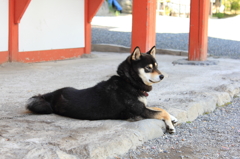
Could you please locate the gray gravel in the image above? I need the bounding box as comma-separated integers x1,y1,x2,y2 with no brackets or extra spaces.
92,25,240,59
119,96,240,159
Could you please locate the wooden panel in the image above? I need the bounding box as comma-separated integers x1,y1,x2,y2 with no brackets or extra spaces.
9,0,100,63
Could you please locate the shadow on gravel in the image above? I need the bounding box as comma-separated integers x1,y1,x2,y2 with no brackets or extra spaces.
92,26,240,59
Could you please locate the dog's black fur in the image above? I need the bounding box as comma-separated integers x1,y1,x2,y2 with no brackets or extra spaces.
27,47,159,120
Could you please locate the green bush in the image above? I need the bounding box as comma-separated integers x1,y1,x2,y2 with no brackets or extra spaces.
213,13,225,18
231,1,240,13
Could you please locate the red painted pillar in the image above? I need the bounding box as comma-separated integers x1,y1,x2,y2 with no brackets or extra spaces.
131,0,156,52
9,0,19,62
188,0,210,61
85,0,91,54
9,0,31,62
86,0,104,54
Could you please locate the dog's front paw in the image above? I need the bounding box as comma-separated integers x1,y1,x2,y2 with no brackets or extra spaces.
168,128,176,134
166,125,176,134
170,114,178,125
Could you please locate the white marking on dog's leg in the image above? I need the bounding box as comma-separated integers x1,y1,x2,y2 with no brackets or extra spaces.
165,119,176,134
138,96,147,106
170,114,178,125
147,107,176,134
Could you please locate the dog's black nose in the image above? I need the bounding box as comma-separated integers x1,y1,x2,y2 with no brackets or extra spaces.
159,75,164,80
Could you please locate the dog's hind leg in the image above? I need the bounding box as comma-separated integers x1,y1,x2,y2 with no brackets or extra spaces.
26,94,53,114
146,107,177,134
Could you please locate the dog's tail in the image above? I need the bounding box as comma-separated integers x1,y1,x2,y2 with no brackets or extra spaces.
26,93,53,114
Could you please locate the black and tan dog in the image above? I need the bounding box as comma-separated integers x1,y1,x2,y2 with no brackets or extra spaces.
26,46,178,133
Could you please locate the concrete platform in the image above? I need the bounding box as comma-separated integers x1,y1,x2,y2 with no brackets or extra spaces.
0,52,240,159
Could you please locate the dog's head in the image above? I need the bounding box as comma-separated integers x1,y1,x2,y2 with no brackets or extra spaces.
129,46,164,86
117,46,164,92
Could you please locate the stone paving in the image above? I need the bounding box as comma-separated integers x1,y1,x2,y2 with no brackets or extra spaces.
0,53,240,158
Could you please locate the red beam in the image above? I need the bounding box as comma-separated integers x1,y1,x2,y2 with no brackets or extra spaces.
131,0,156,52
18,48,84,63
0,51,9,63
14,0,31,24
188,0,210,61
87,0,104,23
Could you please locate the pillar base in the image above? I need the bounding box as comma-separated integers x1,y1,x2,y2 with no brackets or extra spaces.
172,59,219,66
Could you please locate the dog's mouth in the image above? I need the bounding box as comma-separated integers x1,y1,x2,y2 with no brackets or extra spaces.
149,79,160,83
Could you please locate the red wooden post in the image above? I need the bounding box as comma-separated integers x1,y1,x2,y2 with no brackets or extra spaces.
131,0,156,52
9,0,19,62
9,0,31,62
86,0,104,54
188,0,210,61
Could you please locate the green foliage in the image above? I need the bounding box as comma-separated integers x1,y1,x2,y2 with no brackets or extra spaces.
186,121,191,123
213,12,225,18
222,0,240,13
231,1,240,12
212,12,238,18
204,112,210,115
216,102,232,107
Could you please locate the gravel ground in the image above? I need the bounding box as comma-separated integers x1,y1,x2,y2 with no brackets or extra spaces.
119,96,240,159
91,19,240,59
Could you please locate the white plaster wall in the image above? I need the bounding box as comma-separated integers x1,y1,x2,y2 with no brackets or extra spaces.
0,0,8,52
19,0,84,52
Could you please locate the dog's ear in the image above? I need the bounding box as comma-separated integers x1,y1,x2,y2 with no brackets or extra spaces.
131,46,141,61
147,46,156,58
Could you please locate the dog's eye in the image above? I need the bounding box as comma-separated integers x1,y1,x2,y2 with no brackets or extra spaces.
145,66,152,72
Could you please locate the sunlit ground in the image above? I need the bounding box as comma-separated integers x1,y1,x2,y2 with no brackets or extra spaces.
92,14,240,42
